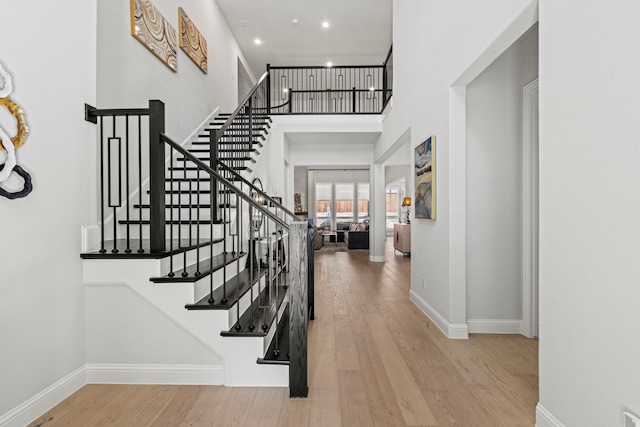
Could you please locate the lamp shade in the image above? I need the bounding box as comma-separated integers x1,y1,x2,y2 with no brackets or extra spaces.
401,197,412,207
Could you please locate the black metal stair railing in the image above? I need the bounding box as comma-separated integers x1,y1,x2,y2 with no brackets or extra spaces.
161,133,310,398
84,97,310,397
210,71,270,188
84,101,167,255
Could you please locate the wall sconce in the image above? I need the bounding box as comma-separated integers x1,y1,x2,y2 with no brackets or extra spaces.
401,197,412,224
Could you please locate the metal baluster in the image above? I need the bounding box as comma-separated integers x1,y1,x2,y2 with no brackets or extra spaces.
182,160,189,277
234,195,243,330
110,117,119,253
208,162,215,304
195,160,201,277
98,116,106,253
137,115,144,253
124,116,131,253
168,146,175,277
248,203,255,332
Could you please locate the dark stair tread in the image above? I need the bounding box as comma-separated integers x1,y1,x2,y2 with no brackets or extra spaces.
134,203,232,209
81,238,222,259
149,183,243,195
151,251,245,283
167,160,254,172
118,219,226,225
185,267,265,310
221,272,289,337
214,113,271,120
199,133,266,139
188,146,259,153
204,125,271,132
257,305,290,365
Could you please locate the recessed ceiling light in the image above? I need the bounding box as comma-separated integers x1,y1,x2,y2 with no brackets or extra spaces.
292,18,299,25
254,38,262,45
326,61,333,68
322,21,330,29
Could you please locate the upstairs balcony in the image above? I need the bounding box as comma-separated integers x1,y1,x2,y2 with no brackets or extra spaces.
265,45,392,115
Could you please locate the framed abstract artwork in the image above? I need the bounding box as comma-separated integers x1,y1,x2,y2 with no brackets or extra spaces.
179,8,208,74
414,136,435,219
130,0,178,72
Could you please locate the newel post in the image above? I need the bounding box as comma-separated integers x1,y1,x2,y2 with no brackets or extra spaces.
148,99,166,253
289,221,309,398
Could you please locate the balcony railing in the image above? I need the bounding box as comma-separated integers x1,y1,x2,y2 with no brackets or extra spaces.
267,45,392,115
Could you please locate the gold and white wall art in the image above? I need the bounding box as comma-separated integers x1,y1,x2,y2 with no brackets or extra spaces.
130,0,178,72
179,7,208,74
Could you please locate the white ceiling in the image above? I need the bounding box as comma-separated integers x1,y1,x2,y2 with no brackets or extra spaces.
215,0,393,77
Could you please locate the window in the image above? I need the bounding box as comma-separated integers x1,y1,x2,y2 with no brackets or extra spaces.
357,183,369,221
335,183,354,224
315,183,332,227
386,188,399,229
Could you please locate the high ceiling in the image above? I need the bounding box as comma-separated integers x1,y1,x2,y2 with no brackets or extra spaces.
215,0,393,77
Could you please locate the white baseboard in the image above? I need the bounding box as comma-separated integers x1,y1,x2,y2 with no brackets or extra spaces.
86,364,223,385
0,362,224,427
369,255,385,262
0,366,86,427
536,403,565,427
467,319,523,334
409,289,469,339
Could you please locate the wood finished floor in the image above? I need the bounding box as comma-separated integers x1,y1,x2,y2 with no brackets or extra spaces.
30,239,538,426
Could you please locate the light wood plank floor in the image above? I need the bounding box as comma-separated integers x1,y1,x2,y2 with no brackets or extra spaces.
30,239,538,426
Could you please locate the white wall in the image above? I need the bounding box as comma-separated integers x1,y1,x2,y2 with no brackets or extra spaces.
379,0,537,335
465,27,538,326
85,285,221,366
537,1,640,425
97,0,252,142
0,0,97,419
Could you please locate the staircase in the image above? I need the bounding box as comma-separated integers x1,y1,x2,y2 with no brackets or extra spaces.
81,73,310,396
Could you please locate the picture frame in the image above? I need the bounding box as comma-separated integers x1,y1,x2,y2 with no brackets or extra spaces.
130,0,178,72
178,7,208,74
414,136,435,219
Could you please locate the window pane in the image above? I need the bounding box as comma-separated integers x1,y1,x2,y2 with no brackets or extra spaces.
386,188,399,228
357,183,369,221
335,183,354,223
316,183,331,227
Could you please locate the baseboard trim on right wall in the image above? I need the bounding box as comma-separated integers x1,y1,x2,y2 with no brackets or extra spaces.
409,289,469,339
536,403,566,427
467,319,523,334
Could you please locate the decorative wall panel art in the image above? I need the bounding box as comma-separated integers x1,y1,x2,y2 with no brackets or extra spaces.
130,0,178,72
179,8,208,74
414,136,435,219
0,62,32,200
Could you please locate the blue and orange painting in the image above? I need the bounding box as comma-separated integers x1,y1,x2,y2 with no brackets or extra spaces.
415,136,435,219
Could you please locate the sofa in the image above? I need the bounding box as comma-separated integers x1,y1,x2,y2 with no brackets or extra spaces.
335,222,351,242
344,221,369,249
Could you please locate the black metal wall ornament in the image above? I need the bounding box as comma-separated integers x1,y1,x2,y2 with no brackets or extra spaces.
0,62,32,200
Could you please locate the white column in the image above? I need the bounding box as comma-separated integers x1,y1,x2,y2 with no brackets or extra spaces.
370,164,386,262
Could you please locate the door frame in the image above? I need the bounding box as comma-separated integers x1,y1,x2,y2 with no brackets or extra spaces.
521,78,539,338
